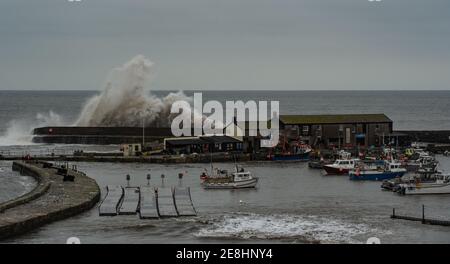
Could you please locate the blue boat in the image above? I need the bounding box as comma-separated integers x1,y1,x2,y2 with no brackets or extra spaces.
349,161,407,181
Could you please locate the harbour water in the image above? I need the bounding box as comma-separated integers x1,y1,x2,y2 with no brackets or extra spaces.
1,90,450,243
1,157,450,244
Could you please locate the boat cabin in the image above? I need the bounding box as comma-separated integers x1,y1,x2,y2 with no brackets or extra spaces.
232,172,253,182
333,159,357,167
385,162,404,172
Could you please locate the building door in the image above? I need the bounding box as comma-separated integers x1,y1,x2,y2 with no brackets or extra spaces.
345,128,351,145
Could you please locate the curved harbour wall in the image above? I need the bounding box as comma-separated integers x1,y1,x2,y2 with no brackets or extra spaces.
0,161,100,240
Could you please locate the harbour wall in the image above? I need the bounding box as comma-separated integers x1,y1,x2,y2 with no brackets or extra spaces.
31,126,450,146
0,161,100,240
396,130,450,144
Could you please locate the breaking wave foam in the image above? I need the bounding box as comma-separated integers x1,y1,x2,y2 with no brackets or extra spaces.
195,213,380,243
74,55,201,127
0,111,63,146
0,55,203,146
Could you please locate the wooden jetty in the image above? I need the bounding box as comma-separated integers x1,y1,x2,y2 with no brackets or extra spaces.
139,186,159,219
98,186,124,216
118,187,140,215
391,205,450,227
173,187,197,216
155,187,178,217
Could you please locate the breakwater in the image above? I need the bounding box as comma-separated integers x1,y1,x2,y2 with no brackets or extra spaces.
32,126,173,144
0,161,100,240
396,130,450,144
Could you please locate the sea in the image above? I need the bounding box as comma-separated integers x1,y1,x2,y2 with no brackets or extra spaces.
1,90,450,244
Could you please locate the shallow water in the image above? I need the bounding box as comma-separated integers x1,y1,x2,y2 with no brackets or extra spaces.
0,161,36,203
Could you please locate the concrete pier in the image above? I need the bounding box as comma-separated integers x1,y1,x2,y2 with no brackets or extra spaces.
0,161,100,240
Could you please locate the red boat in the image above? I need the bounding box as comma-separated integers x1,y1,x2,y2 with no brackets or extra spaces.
323,159,358,175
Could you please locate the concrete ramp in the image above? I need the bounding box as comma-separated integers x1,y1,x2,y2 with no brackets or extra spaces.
174,187,197,216
118,187,140,215
156,187,178,217
139,186,159,219
99,186,123,216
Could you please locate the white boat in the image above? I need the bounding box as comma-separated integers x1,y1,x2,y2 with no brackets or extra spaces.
323,159,359,175
201,167,258,189
397,173,450,195
406,154,438,172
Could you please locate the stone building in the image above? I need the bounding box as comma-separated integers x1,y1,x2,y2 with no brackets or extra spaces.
279,114,393,148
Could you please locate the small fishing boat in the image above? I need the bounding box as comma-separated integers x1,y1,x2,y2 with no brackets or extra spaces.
396,173,450,195
349,161,407,181
201,169,258,189
308,159,331,169
269,139,312,161
405,154,438,172
200,157,258,189
323,159,358,175
381,177,403,191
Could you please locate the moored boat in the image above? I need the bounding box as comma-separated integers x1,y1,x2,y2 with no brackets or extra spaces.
201,170,258,189
269,140,311,161
323,159,358,175
397,173,450,195
349,161,407,181
272,152,310,161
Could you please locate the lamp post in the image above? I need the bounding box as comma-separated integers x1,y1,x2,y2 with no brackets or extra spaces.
126,174,131,187
142,116,145,150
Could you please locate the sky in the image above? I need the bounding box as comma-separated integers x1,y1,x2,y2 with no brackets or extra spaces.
0,0,450,91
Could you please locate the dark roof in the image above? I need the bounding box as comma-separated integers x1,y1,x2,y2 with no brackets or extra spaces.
165,138,206,146
279,114,392,125
200,136,242,144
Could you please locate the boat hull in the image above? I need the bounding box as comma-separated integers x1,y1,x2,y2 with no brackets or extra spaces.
201,178,258,189
350,171,406,181
271,152,310,161
308,161,325,169
323,166,350,175
398,183,450,195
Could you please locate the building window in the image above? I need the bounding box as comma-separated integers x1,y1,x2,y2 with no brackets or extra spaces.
302,125,309,136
